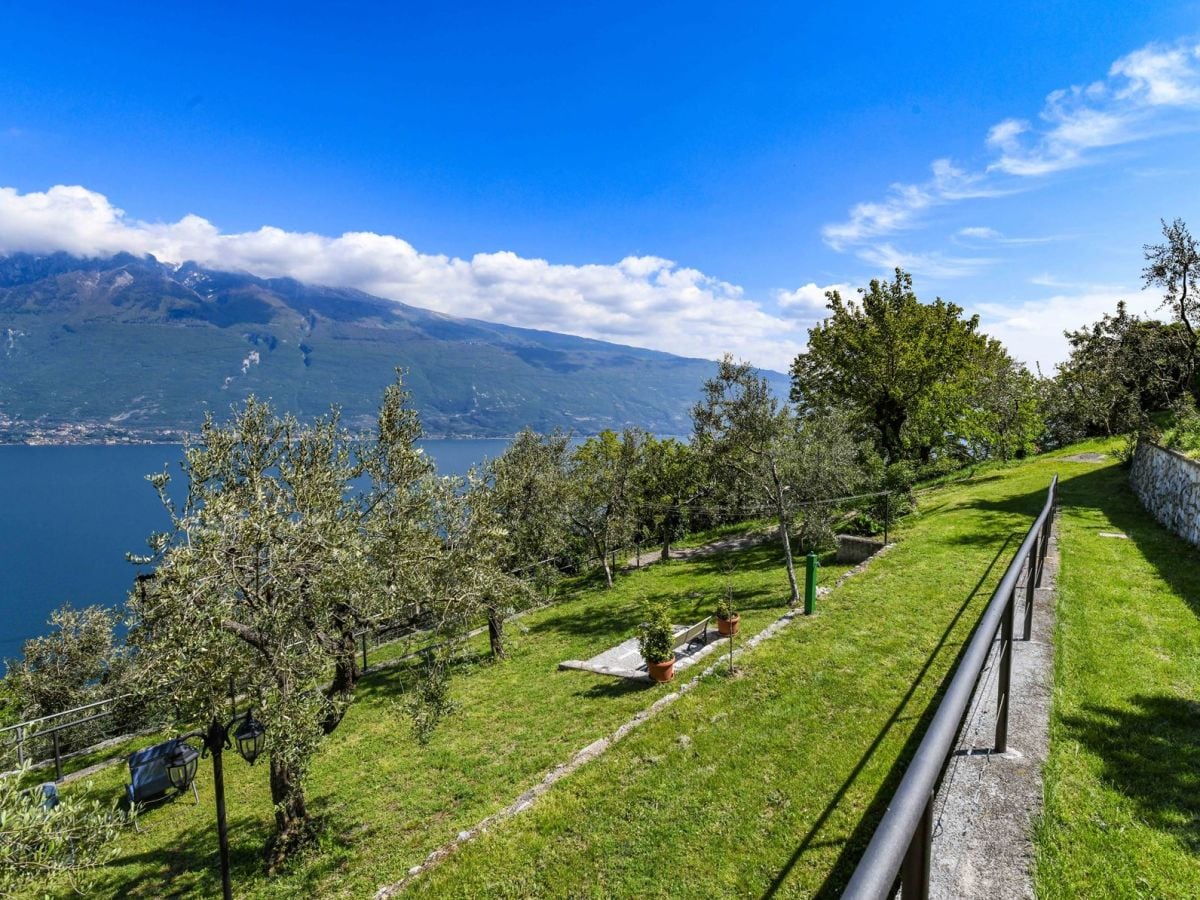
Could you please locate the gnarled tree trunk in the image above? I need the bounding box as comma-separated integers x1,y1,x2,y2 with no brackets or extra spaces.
265,754,313,872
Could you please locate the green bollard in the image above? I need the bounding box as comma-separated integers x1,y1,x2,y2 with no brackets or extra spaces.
805,551,819,615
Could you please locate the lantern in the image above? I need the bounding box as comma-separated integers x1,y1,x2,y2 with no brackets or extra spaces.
166,742,200,792
233,715,266,765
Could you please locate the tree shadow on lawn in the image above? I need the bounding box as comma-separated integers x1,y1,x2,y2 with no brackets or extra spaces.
761,533,1016,899
107,802,366,900
1056,463,1200,625
1059,694,1200,853
103,811,270,898
571,677,656,700
526,583,779,641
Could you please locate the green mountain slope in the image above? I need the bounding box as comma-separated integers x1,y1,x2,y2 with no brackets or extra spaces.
0,252,788,441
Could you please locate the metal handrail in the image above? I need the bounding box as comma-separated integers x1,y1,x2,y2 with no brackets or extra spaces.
842,474,1057,900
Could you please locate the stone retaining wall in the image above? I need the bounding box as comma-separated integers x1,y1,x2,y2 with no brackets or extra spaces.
836,534,884,564
1129,439,1200,545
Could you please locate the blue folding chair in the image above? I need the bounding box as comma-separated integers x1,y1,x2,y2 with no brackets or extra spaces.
125,738,199,829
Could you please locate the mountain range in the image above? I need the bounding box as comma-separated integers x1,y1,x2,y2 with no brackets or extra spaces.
0,252,788,442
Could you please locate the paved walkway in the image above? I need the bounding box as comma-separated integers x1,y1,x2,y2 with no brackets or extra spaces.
623,527,772,569
929,512,1060,899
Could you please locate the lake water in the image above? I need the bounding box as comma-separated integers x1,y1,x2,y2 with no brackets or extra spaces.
0,439,509,656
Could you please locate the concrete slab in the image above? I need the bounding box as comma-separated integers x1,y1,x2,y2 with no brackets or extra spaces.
929,513,1060,899
560,625,727,681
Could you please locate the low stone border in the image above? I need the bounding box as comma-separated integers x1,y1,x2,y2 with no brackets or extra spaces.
373,542,894,898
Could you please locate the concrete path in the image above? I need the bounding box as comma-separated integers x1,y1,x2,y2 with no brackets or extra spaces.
929,512,1060,899
622,527,772,569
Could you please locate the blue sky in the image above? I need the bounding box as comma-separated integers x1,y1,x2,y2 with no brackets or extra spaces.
2,1,1199,371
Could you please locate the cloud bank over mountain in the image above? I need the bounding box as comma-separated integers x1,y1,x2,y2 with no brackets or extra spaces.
0,184,816,371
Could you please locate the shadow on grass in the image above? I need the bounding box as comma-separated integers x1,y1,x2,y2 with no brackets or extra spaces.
105,811,267,898
1056,463,1200,625
762,533,1017,899
571,678,655,700
1060,695,1200,853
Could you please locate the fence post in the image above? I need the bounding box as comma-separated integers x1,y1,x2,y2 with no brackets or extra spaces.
995,592,1015,753
884,492,890,545
804,552,818,615
1024,545,1036,641
229,674,237,720
361,632,369,674
15,725,23,767
900,790,933,900
52,730,63,782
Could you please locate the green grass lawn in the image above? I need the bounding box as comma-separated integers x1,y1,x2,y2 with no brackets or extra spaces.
48,533,845,899
1035,446,1200,897
406,452,1070,897
44,443,1197,898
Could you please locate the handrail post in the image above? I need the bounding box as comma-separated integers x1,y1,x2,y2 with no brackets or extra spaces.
15,725,23,767
1023,544,1036,641
995,592,1015,753
362,631,369,673
52,730,63,782
900,790,934,899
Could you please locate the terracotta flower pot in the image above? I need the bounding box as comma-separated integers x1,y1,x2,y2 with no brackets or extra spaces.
647,658,675,683
717,614,740,636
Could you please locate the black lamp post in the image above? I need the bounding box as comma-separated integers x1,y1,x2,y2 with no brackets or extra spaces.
167,710,266,900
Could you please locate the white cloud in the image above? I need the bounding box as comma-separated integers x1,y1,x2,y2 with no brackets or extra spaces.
974,287,1158,372
775,281,853,311
823,39,1200,269
857,243,994,279
0,185,812,371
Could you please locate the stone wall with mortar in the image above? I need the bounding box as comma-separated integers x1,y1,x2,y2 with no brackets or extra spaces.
1129,439,1200,545
836,534,884,564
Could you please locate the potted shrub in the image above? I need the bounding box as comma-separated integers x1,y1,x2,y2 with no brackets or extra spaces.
716,590,740,636
639,604,675,683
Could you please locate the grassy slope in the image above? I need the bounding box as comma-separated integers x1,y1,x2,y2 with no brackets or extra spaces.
409,454,1066,897
51,539,846,899
1035,446,1200,897
48,444,1197,898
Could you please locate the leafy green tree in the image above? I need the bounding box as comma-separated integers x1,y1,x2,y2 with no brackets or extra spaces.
636,436,702,561
567,429,643,588
1143,217,1200,396
1054,301,1189,437
128,379,444,868
957,340,1045,460
790,269,988,463
783,410,863,550
475,429,571,657
693,356,803,604
0,766,121,895
3,605,129,754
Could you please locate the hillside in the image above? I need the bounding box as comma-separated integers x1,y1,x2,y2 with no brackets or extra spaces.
0,252,788,441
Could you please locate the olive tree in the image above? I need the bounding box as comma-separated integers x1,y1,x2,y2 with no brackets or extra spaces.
4,604,129,753
1144,217,1200,396
472,429,571,658
566,429,643,588
636,436,702,561
128,378,442,868
0,768,120,896
693,356,802,604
